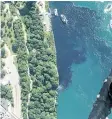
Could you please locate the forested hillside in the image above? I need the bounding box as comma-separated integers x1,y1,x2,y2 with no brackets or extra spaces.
1,1,59,119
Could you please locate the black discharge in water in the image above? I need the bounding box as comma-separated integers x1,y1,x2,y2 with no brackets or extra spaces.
50,2,112,90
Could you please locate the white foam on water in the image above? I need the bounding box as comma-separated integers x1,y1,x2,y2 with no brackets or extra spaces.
106,117,109,119
104,79,108,82
97,94,100,98
57,85,64,91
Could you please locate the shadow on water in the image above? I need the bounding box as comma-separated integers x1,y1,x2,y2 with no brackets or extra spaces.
50,2,112,90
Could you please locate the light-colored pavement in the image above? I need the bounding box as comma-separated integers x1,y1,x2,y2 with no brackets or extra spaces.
37,1,51,32
1,44,21,119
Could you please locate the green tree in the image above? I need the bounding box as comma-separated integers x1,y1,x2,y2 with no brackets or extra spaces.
1,70,6,78
46,82,52,90
1,47,6,58
1,84,13,103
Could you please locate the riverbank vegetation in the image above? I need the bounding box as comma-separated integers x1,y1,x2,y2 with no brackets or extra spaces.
22,2,59,119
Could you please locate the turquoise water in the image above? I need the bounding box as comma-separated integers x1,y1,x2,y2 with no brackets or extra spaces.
58,57,111,119
73,1,107,10
50,1,112,119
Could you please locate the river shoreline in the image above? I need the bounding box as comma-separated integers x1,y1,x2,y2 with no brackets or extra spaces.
38,1,59,118
50,1,112,119
46,1,59,108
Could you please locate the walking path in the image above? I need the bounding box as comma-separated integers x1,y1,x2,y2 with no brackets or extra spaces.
37,1,51,32
21,20,32,119
1,44,21,119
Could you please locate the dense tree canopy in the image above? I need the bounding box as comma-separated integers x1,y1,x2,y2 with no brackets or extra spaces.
22,2,59,119
12,18,30,119
1,84,13,105
1,1,59,119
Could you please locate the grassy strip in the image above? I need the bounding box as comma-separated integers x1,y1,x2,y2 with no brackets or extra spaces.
45,1,49,11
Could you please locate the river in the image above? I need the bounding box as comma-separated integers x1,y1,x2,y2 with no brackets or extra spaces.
50,1,112,119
